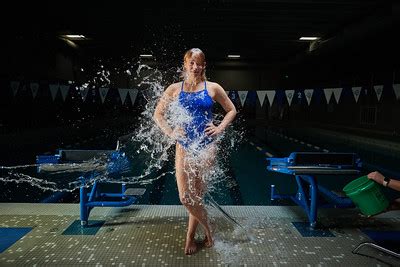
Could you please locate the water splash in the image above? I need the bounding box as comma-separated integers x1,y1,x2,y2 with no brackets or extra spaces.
1,53,255,260
1,60,244,197
209,214,289,264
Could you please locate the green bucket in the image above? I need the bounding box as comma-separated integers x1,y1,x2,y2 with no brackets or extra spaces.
343,175,389,216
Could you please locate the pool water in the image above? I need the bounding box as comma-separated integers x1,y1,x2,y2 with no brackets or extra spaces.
1,127,393,206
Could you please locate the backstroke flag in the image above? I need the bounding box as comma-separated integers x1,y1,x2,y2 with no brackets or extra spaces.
256,91,267,106
118,88,129,104
352,87,361,103
238,91,248,107
129,89,138,106
11,81,20,97
99,87,109,103
30,82,39,99
49,84,59,101
374,85,383,101
304,89,313,105
60,85,70,101
332,88,342,103
266,90,276,106
285,90,294,106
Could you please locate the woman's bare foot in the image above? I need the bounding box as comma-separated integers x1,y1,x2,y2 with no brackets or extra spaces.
185,236,198,255
203,235,214,248
203,221,215,248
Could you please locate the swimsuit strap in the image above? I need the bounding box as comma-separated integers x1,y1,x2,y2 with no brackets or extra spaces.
180,80,207,93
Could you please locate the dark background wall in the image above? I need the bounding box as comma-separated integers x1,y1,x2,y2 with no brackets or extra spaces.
2,32,399,134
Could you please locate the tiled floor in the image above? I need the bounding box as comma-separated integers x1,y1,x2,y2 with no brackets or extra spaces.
0,203,399,266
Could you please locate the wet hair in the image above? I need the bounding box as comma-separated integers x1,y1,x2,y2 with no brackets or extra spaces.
181,48,207,81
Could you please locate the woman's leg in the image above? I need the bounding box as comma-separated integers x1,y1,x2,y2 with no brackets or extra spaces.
197,145,216,247
175,143,215,254
176,144,200,255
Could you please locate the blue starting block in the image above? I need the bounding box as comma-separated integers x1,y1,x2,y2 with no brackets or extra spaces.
37,148,146,226
267,152,362,228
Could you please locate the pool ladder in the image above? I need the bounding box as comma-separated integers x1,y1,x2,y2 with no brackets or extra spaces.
352,242,400,258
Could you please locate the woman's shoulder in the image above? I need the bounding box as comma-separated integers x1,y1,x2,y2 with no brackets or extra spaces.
164,82,182,96
206,81,226,100
167,82,182,90
206,81,224,92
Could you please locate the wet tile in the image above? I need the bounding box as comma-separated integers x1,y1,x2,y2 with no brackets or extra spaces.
62,220,105,235
292,222,335,237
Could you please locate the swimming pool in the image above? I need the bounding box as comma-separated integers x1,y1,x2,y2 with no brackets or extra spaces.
1,125,397,206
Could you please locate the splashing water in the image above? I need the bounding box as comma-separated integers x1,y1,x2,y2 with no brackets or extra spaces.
208,213,290,264
0,57,261,260
1,61,244,196
0,27,259,263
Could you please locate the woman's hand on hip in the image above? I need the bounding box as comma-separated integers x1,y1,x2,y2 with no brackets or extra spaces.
205,123,223,137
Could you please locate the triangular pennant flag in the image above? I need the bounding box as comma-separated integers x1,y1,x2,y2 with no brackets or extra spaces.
10,81,20,97
49,84,59,101
352,87,362,103
238,91,248,107
323,88,334,104
332,88,343,103
118,88,129,104
285,90,295,106
374,85,383,101
304,89,313,106
99,88,109,103
266,91,275,106
30,82,39,99
393,84,400,100
79,87,89,102
256,91,267,106
59,85,70,101
129,89,138,106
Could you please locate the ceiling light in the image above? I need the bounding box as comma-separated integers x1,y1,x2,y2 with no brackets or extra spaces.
227,55,240,59
299,37,320,41
62,34,86,40
139,54,153,58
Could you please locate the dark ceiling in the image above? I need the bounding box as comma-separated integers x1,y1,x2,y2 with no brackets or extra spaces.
2,0,398,67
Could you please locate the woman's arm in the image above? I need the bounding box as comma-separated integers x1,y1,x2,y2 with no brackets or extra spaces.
153,85,176,138
205,83,237,137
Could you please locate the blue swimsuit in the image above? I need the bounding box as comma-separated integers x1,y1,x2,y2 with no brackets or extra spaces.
178,81,214,150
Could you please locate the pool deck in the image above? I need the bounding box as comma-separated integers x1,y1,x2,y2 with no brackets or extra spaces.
0,203,399,266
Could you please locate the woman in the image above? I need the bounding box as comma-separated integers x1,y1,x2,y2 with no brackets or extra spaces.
153,48,237,255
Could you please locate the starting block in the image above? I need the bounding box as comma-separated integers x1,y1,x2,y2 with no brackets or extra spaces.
267,152,362,228
37,149,146,226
